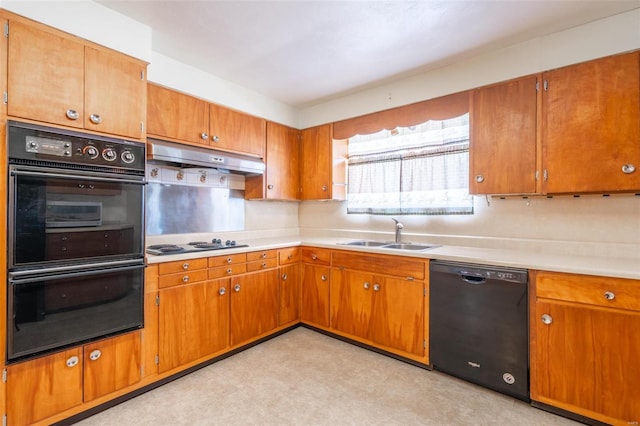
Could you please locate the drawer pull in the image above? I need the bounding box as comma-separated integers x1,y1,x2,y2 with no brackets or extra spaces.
282,273,288,281
219,287,226,296
261,253,267,259
227,268,233,275
363,282,370,290
182,275,189,283
311,254,318,260
541,314,553,325
622,164,636,174
66,356,79,368
321,274,327,281
234,283,241,292
182,262,190,270
373,283,381,292
604,291,616,300
89,113,102,124
227,257,233,264
262,262,267,269
89,349,101,361
287,254,293,260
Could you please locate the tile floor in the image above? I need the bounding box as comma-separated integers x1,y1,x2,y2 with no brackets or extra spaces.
75,327,579,426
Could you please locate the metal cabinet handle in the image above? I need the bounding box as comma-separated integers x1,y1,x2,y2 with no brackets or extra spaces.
66,109,79,120
622,164,636,174
604,291,616,300
287,254,293,260
267,184,274,190
89,349,101,361
219,287,226,296
66,356,79,367
321,274,327,281
311,254,318,260
201,132,208,141
182,275,189,283
227,257,233,264
541,314,553,325
363,282,370,289
373,283,381,292
261,262,268,269
321,185,328,191
89,114,102,124
475,175,484,183
226,268,233,275
234,283,241,292
282,273,288,281
182,262,190,270
261,253,267,259
212,135,220,143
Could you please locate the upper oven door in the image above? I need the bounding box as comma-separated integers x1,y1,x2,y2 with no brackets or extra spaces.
8,165,145,269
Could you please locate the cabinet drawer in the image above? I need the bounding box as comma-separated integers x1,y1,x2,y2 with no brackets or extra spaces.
246,258,278,272
332,251,425,280
209,264,247,279
279,247,300,265
301,247,331,265
246,249,277,262
208,253,247,267
536,271,640,311
158,258,208,275
158,270,209,289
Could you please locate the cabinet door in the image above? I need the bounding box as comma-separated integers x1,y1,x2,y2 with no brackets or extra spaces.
6,348,83,426
532,301,640,424
279,263,300,325
542,52,640,193
7,20,84,128
230,270,279,346
246,122,300,199
158,279,230,373
300,124,333,200
330,269,373,339
147,83,210,145
300,264,331,327
83,332,141,402
470,75,539,194
84,47,146,139
370,276,425,357
209,104,266,157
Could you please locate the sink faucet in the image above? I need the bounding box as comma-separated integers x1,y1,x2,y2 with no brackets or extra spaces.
392,218,403,243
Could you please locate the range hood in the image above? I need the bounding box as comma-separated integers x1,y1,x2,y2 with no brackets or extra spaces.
147,138,265,175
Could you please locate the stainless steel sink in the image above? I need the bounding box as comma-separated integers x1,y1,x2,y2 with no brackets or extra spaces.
382,243,439,251
340,240,390,247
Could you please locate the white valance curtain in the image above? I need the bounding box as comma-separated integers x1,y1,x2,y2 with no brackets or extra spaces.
347,113,473,215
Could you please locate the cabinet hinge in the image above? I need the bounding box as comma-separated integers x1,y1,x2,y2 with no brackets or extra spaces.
407,276,414,281
535,170,539,181
3,413,6,426
155,295,160,306
155,355,159,365
4,22,8,38
140,70,145,81
140,121,144,133
543,169,548,182
423,287,426,297
543,80,549,91
423,340,427,349
2,369,6,383
3,92,7,105
535,81,539,92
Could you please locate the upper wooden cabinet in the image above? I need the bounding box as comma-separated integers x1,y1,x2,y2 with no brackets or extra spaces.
541,51,640,194
245,121,300,200
470,75,539,195
300,123,347,200
209,103,266,158
147,83,209,145
6,18,147,140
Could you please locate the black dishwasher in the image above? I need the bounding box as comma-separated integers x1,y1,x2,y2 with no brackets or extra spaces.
429,260,529,401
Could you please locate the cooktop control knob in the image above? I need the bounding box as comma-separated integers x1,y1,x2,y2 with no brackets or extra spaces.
102,148,117,162
121,150,135,164
83,146,99,159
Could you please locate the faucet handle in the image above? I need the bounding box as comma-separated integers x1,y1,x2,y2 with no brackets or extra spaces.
392,218,404,229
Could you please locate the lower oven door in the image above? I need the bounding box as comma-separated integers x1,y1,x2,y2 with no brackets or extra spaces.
7,261,144,362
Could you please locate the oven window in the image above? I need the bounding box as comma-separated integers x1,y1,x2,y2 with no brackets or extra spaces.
11,169,144,267
8,265,144,362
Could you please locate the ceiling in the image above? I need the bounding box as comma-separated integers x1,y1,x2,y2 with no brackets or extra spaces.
96,1,640,107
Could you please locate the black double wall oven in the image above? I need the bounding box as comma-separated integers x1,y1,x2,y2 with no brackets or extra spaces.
6,121,146,363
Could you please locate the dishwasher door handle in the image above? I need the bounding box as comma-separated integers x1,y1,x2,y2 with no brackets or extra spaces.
460,275,486,285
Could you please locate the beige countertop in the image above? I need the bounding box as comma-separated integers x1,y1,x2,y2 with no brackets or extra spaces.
145,236,640,280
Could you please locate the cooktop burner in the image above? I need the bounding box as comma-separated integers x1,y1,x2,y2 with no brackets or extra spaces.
146,239,248,256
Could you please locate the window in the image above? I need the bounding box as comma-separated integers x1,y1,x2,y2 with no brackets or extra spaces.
347,113,472,215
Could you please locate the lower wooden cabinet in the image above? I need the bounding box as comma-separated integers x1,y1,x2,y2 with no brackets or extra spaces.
300,263,331,327
6,332,141,426
531,271,640,425
279,263,300,325
230,269,279,346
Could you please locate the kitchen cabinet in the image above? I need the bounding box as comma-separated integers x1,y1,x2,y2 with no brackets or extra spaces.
6,18,146,140
300,124,347,200
147,82,210,146
209,103,266,158
541,52,640,194
530,271,640,425
470,75,539,195
278,247,301,325
141,264,159,379
331,251,426,359
245,121,300,200
6,332,141,426
158,278,229,373
300,247,332,328
229,269,279,346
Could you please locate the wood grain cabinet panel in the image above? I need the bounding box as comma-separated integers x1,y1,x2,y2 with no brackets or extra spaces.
279,263,300,325
470,75,539,195
209,104,266,157
300,264,331,327
541,51,640,193
300,124,347,200
531,271,640,425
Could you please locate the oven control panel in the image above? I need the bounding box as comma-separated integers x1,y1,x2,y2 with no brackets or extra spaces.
8,121,145,172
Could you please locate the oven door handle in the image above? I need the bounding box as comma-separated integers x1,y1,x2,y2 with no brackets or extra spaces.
10,169,146,185
9,261,145,284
